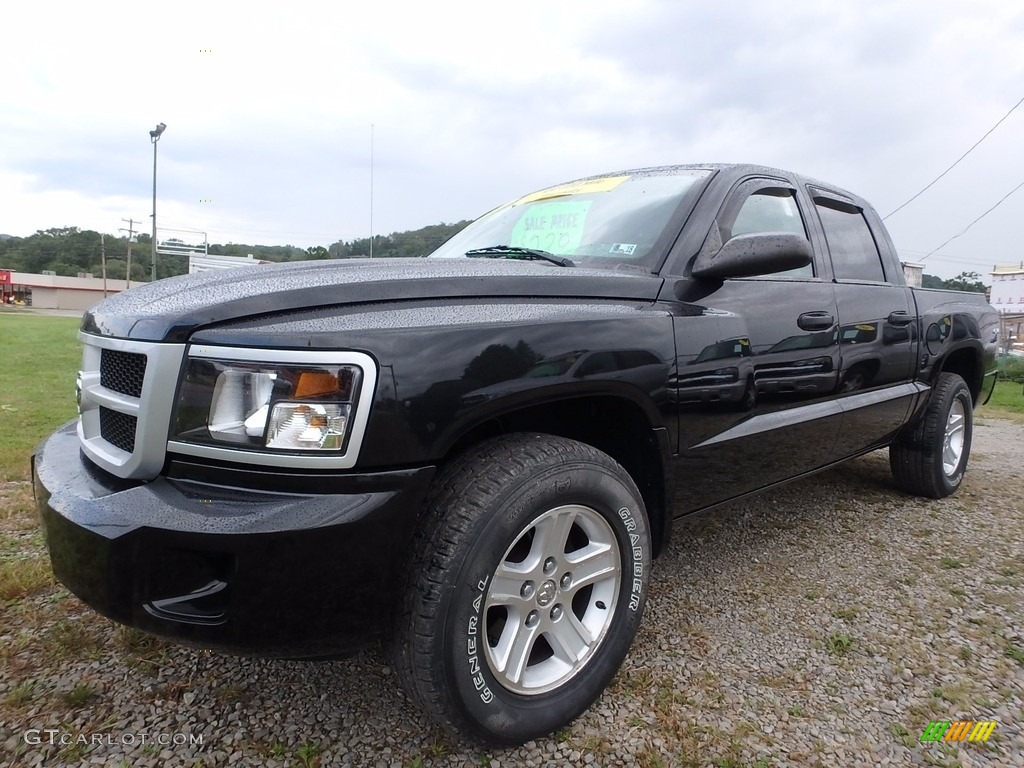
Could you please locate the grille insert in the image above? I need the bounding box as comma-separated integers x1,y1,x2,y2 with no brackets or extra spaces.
99,408,137,453
100,349,147,398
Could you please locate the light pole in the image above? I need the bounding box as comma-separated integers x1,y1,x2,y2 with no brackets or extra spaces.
149,122,166,281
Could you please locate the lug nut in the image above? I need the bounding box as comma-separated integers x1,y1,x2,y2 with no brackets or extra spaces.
543,557,557,575
560,573,572,589
521,581,535,599
525,610,539,628
550,604,563,621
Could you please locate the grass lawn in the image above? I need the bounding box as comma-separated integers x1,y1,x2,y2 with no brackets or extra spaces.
979,379,1024,422
0,314,80,601
0,314,81,482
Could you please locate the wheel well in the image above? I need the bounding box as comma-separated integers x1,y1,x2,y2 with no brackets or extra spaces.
847,359,879,377
444,397,670,556
939,348,983,404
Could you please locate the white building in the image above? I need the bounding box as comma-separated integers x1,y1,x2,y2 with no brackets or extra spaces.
902,262,925,287
990,263,1024,313
188,254,269,273
1,270,127,311
991,264,1024,353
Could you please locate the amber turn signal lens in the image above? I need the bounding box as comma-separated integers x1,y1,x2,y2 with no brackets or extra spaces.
293,371,340,398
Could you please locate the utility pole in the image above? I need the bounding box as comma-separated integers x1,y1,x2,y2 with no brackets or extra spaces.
100,234,107,297
149,122,167,282
120,218,138,289
369,123,374,259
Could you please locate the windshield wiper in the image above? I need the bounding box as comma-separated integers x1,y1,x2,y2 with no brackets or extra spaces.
465,245,575,267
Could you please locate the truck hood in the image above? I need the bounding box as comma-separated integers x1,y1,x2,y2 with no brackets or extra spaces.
82,258,664,342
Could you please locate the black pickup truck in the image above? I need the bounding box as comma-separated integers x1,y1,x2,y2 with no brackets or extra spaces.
34,164,998,744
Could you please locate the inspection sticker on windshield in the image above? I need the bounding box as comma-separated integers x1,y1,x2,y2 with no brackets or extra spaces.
609,243,636,255
510,200,592,254
514,175,629,205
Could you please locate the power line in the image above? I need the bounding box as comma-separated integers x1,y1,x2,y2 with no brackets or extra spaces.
901,248,986,264
883,96,1024,220
921,177,1024,261
157,217,356,241
923,257,979,267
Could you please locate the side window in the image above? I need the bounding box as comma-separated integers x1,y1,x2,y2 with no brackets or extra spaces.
814,198,886,282
723,187,813,277
730,190,806,239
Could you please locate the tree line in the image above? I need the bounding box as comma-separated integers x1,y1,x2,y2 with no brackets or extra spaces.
920,271,987,293
0,221,471,281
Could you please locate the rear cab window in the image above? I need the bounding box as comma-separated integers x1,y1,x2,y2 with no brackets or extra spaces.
810,189,892,283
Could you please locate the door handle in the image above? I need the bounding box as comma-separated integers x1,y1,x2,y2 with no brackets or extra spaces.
798,311,835,331
887,310,913,326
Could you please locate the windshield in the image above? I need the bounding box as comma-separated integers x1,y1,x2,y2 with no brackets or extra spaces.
429,169,710,270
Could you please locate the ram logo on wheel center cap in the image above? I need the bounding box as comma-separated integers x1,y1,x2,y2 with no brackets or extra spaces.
536,580,557,607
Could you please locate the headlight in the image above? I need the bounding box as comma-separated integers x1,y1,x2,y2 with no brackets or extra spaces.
173,356,364,453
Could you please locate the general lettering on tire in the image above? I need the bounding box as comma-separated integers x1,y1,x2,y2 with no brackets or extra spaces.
466,577,494,704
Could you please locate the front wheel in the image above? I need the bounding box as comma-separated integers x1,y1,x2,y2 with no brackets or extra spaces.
890,372,973,498
391,433,651,745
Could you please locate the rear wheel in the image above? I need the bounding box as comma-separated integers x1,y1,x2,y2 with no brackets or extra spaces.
391,433,650,745
890,372,973,498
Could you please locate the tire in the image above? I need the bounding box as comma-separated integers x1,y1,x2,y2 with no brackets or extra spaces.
391,433,651,745
840,365,869,393
889,372,973,498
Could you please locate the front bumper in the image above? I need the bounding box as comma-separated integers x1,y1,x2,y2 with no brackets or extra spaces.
33,421,435,657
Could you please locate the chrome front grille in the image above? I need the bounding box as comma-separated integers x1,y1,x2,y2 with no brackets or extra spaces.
77,333,186,480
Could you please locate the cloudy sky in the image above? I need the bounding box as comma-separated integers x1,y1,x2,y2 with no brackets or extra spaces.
2,0,1022,280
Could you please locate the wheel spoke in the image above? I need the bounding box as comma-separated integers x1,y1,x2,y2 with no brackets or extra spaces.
487,562,532,606
565,543,618,591
497,616,540,685
532,507,577,562
943,444,956,469
546,611,592,664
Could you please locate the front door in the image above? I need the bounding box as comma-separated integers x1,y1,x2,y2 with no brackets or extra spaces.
664,178,842,512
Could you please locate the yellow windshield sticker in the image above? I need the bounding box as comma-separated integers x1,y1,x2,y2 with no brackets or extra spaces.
514,175,629,205
510,200,592,254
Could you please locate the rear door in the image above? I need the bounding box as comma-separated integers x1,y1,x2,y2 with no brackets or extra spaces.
807,187,918,457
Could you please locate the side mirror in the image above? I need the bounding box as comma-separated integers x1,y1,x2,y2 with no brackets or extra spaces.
691,232,813,280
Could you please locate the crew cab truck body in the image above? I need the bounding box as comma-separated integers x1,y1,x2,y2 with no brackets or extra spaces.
34,164,998,744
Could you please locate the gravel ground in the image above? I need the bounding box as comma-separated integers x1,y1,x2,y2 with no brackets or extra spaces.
2,417,1022,767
